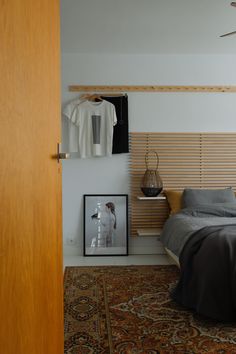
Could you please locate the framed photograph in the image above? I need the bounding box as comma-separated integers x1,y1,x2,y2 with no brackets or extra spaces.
83,194,128,256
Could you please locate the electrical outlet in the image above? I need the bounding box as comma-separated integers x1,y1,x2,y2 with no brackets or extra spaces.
66,236,77,246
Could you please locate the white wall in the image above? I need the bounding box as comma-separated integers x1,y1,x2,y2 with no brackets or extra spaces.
61,53,236,255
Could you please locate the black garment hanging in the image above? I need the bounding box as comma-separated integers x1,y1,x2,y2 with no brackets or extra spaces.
101,95,129,154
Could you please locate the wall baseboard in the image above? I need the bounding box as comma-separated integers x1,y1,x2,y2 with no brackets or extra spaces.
63,236,165,256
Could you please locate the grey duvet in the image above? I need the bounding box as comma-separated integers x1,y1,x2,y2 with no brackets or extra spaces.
160,203,236,321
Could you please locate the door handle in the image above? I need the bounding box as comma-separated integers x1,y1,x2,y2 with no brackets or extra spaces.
57,143,70,162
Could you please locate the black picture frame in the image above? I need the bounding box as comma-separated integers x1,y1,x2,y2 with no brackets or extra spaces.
83,194,128,256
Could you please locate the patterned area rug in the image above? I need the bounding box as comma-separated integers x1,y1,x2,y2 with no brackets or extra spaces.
64,265,236,353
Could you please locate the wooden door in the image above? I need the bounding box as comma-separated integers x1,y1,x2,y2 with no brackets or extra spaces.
0,1,63,353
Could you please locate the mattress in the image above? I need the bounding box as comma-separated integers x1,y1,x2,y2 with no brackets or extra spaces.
164,247,180,267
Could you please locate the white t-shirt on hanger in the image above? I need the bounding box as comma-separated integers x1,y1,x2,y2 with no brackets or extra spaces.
74,100,117,158
62,98,83,153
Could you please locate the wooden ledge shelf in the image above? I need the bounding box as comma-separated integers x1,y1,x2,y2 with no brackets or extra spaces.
69,85,236,93
137,195,166,200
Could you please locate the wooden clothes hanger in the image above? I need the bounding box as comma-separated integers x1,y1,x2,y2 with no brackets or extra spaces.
80,93,127,101
80,93,103,102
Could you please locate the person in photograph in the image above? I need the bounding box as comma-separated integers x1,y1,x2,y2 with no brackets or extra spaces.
104,202,116,246
91,201,116,247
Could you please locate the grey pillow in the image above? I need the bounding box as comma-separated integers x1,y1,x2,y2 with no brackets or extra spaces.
182,188,236,208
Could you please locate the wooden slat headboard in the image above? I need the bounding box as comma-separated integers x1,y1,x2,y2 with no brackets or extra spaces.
130,132,236,236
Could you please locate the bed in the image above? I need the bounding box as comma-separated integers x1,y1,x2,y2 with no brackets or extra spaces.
160,187,236,322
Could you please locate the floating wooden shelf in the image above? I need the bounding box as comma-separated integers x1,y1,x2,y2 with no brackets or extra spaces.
69,85,236,93
137,228,163,236
137,195,166,200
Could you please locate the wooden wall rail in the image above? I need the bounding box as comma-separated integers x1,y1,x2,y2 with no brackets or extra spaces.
130,132,236,236
69,85,236,93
